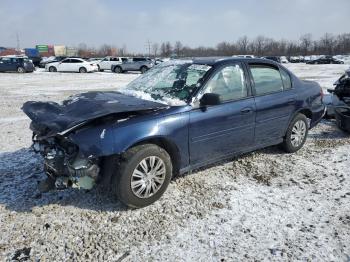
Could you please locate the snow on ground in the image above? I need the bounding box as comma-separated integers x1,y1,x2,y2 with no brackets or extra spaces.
0,65,350,261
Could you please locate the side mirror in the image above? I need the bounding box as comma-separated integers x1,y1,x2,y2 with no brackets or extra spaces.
200,93,220,107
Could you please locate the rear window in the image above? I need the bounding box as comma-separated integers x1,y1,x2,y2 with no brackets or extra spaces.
250,64,284,95
280,69,292,89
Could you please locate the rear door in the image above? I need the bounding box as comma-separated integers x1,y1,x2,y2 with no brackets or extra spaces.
70,59,84,72
248,63,296,145
189,62,256,165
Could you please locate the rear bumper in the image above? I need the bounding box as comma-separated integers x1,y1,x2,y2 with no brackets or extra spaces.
24,65,35,72
310,104,326,129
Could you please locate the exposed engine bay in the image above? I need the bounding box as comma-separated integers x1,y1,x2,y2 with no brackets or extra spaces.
32,133,100,190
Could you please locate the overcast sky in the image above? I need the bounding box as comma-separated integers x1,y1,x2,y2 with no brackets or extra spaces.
1,0,349,53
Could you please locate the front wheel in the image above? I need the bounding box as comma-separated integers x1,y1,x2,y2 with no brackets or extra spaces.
281,113,308,153
49,66,57,72
114,66,123,73
112,144,173,208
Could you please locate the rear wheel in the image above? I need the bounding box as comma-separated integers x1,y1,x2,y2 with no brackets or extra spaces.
49,66,57,72
114,66,122,73
17,67,25,73
281,113,308,153
140,66,148,74
112,144,172,208
79,67,87,73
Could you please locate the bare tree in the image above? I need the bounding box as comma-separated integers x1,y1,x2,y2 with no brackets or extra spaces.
320,33,335,55
236,36,249,54
160,42,167,56
174,41,183,56
300,34,312,56
165,42,172,57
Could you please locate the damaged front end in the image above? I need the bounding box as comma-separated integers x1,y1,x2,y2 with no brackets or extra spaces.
32,131,100,190
22,91,168,192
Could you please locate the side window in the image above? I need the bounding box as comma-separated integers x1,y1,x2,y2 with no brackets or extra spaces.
61,59,70,63
204,64,248,102
280,69,292,90
2,58,11,63
71,59,82,63
250,65,283,95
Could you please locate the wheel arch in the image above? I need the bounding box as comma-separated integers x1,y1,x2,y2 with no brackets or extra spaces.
127,136,181,177
283,108,312,136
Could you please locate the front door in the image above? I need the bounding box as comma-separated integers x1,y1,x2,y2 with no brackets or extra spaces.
57,59,72,71
189,63,256,166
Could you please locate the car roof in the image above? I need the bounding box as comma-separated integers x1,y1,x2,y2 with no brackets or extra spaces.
192,57,279,66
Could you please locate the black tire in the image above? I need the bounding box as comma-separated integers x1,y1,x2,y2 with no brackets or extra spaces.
49,66,57,72
114,66,122,73
112,144,173,208
79,67,87,73
140,66,148,74
281,113,309,153
97,65,103,72
17,67,25,73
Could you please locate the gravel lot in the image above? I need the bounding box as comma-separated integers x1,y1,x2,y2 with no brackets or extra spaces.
0,64,349,261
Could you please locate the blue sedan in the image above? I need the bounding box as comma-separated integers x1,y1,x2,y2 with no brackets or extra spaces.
23,57,325,208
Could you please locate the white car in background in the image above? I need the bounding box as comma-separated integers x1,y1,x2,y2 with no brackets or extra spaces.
97,56,128,71
280,56,289,63
46,58,97,73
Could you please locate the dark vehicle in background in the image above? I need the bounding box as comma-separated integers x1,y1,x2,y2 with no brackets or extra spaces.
324,70,350,131
306,56,344,64
39,56,67,68
24,48,42,67
23,58,325,208
263,56,281,63
111,57,154,74
0,56,35,73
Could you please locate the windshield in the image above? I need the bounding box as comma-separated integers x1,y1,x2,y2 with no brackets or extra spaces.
121,61,212,105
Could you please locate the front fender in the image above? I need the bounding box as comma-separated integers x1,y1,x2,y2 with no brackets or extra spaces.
69,112,190,170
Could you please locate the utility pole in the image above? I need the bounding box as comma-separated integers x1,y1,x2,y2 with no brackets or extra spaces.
16,32,21,53
145,40,151,57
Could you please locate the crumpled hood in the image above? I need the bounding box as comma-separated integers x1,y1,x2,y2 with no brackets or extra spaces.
22,91,167,133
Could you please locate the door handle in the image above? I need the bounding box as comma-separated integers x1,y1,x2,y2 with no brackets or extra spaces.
240,107,253,114
288,98,296,105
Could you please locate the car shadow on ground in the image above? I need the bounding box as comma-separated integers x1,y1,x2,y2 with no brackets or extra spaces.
308,119,349,140
0,148,126,213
